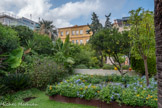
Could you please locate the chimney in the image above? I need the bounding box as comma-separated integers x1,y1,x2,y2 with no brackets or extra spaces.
30,14,32,20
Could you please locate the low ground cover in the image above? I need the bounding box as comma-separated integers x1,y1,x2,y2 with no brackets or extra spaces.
46,74,157,108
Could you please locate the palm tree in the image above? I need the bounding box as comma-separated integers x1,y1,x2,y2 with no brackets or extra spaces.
37,19,57,41
154,0,162,107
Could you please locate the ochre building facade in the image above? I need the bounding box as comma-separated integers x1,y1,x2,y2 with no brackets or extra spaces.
58,25,92,44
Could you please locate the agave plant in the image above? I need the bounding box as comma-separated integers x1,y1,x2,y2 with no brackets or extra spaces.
2,73,30,91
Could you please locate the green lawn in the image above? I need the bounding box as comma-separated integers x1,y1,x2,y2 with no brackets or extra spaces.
2,89,95,108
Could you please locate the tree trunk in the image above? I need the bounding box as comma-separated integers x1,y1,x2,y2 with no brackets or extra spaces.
100,54,103,67
154,0,162,107
98,51,104,67
143,56,149,86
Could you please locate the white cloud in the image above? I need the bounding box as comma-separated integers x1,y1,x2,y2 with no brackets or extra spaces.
0,0,126,28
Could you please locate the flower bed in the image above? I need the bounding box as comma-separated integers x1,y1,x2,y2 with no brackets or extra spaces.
46,74,157,108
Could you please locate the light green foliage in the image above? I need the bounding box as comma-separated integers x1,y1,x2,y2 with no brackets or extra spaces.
129,8,155,85
5,47,23,68
129,8,155,59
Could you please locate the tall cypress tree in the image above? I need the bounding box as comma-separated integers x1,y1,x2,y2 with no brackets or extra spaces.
88,12,102,35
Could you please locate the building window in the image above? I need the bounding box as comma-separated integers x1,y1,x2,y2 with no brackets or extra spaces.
86,39,89,43
80,40,83,44
72,31,75,35
80,30,83,34
76,40,78,44
60,32,63,36
72,40,74,43
76,30,79,35
66,31,69,35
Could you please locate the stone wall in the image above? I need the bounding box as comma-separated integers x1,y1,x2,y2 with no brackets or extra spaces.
75,69,139,76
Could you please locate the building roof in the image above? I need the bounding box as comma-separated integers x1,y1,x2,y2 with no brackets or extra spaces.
58,25,88,29
0,13,18,20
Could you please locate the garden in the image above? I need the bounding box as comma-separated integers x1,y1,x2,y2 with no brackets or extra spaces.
0,7,158,108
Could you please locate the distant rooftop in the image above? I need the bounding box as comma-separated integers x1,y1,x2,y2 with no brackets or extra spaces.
0,12,38,30
0,12,37,23
0,12,19,19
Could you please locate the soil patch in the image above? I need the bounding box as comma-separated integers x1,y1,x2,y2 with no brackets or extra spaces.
23,97,36,102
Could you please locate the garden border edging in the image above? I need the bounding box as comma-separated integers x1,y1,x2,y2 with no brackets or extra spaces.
49,95,150,108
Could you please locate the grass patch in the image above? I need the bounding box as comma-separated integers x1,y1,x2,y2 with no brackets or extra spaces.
2,88,95,108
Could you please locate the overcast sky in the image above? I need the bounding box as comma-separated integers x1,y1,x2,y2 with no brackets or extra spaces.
0,0,154,28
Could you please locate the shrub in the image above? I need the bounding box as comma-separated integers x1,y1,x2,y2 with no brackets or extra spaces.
102,64,114,70
0,24,20,54
75,64,88,69
122,65,130,70
12,26,34,46
31,57,69,89
32,33,53,55
131,57,157,76
2,73,30,91
73,44,99,68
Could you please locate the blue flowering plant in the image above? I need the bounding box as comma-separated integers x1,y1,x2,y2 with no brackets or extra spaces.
46,74,157,108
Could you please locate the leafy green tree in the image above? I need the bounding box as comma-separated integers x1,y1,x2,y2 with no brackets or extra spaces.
90,27,131,73
12,25,34,46
89,29,106,67
88,12,102,35
104,28,131,75
129,8,155,86
37,19,57,41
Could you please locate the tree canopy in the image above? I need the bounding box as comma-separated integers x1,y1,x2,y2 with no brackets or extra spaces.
129,7,155,85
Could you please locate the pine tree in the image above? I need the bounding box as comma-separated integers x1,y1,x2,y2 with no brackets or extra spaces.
88,12,102,35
